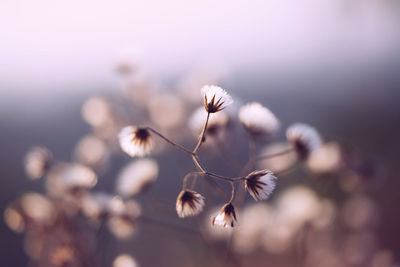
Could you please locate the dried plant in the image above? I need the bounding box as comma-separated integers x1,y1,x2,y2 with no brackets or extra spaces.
4,60,395,267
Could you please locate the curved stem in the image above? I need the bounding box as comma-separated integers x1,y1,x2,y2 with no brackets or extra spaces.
147,127,194,156
193,112,210,154
275,160,299,176
228,182,236,204
182,172,202,190
256,147,293,160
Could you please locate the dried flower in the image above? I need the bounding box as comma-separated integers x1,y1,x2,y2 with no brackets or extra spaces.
24,146,52,180
201,85,233,113
176,190,205,218
238,102,280,136
212,203,237,228
286,123,322,160
245,169,276,201
119,126,154,157
116,159,159,197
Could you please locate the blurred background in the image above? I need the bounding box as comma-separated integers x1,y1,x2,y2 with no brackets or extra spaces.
1,0,400,266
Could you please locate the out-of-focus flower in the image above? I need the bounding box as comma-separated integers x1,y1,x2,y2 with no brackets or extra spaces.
4,206,25,233
276,186,320,231
120,74,154,109
342,194,378,229
118,126,154,157
370,250,395,267
81,192,114,220
257,142,296,173
113,254,139,267
286,123,322,160
24,146,52,180
232,203,272,254
115,59,135,77
238,102,280,137
245,169,276,201
342,231,376,266
81,96,113,128
45,163,97,197
73,135,109,169
20,193,55,225
176,190,205,218
50,245,74,266
212,203,237,228
148,93,184,129
307,142,342,174
311,199,337,229
108,197,141,239
189,107,229,137
201,85,233,113
116,159,158,197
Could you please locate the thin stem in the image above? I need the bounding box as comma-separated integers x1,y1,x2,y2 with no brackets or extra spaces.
192,154,207,173
256,147,293,160
206,171,245,182
182,172,202,190
275,160,299,176
147,127,194,156
192,112,210,154
228,182,236,204
191,155,244,182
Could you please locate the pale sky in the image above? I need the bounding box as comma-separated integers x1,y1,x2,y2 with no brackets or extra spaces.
1,0,400,93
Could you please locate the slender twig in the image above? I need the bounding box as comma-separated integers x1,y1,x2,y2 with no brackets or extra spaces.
182,172,203,190
228,182,236,204
193,112,210,154
147,111,247,200
275,160,299,176
256,147,293,160
147,127,194,155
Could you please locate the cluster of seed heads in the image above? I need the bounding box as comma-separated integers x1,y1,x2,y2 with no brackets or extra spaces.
118,85,322,227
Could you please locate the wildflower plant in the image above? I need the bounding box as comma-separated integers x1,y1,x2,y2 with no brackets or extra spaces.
5,60,392,267
118,84,323,227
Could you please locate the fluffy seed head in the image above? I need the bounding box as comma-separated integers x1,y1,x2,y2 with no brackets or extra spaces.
176,190,205,218
116,159,159,197
24,146,52,180
201,85,233,113
118,126,154,157
212,203,237,228
245,169,277,201
238,102,280,137
286,123,322,160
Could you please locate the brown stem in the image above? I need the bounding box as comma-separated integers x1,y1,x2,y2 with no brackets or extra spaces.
182,172,202,190
228,182,236,204
275,160,299,176
192,112,210,154
256,147,293,160
147,127,194,156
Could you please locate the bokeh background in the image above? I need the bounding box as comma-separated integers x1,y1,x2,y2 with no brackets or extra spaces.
1,0,400,266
